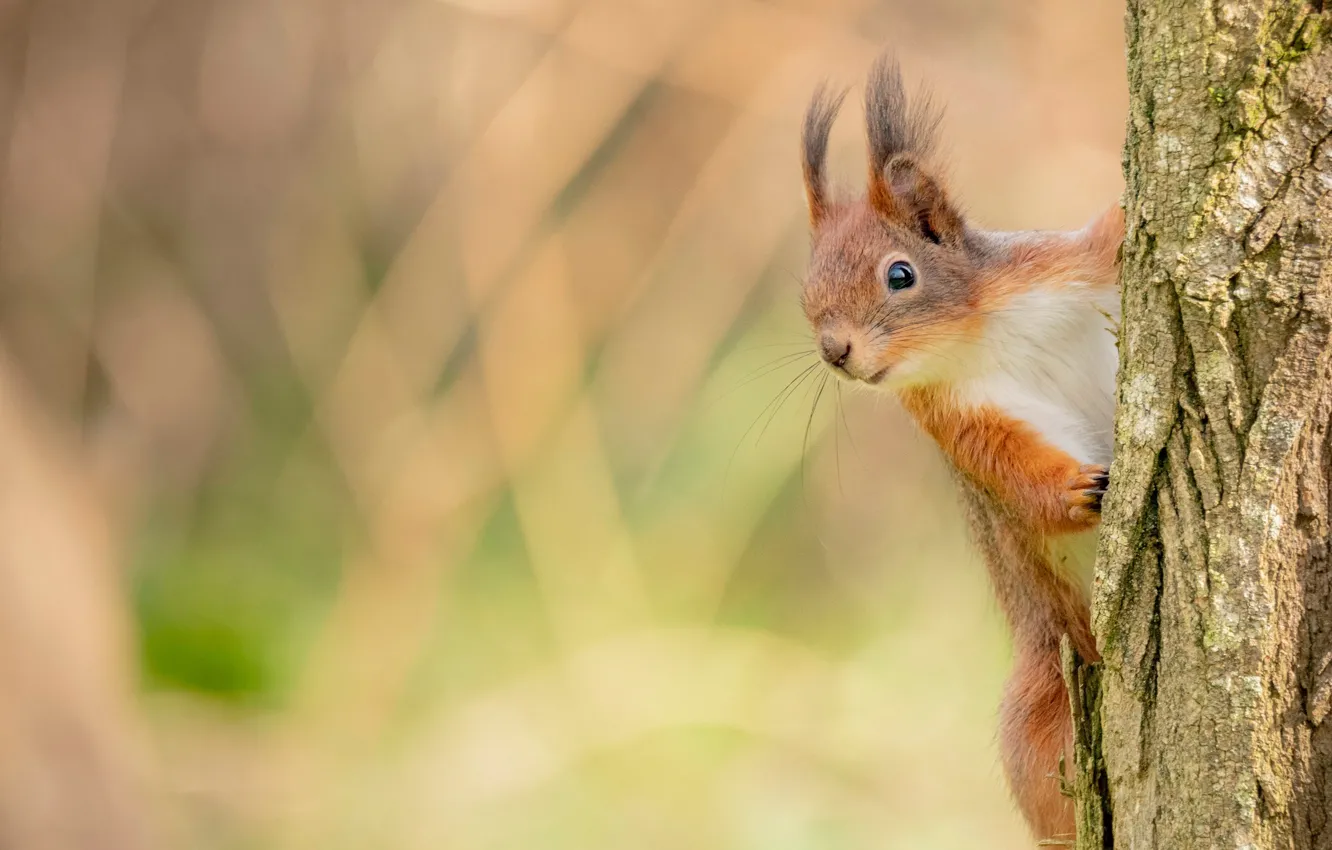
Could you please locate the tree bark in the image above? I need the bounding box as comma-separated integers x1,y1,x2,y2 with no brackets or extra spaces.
1088,1,1332,847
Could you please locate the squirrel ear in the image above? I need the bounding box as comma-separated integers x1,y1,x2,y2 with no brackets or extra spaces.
870,154,965,246
861,57,962,245
801,84,847,229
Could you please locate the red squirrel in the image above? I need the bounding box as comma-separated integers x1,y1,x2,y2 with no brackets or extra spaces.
799,57,1122,842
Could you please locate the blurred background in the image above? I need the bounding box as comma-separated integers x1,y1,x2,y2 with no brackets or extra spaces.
0,0,1127,847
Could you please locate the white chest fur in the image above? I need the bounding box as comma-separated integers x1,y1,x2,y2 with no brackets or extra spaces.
959,283,1120,466
958,283,1119,591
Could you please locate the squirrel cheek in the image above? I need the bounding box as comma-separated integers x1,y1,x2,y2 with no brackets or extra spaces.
872,344,918,381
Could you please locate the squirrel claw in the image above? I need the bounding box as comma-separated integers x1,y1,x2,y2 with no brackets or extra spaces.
1063,464,1109,525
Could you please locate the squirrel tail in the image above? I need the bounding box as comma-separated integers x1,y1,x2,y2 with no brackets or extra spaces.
999,643,1076,842
953,474,1094,841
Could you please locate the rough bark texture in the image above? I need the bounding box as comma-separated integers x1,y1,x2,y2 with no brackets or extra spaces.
1092,1,1332,847
1064,638,1111,848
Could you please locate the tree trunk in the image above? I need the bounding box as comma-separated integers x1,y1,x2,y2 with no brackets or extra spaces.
1087,1,1332,847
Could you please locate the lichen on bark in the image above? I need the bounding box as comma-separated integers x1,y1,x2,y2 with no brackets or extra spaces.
1093,1,1332,848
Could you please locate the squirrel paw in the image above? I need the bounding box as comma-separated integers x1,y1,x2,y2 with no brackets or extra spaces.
1063,464,1108,526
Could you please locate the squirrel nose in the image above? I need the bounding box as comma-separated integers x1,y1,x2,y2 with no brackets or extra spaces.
820,335,851,368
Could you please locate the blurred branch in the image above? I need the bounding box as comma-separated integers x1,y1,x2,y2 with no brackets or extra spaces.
0,346,150,850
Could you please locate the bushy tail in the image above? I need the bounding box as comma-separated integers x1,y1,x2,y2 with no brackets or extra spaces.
999,644,1075,842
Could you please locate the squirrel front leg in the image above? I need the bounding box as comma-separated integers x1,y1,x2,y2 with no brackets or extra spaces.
902,390,1106,536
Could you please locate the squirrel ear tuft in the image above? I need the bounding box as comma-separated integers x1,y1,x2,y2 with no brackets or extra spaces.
863,55,962,245
801,83,847,230
874,155,965,247
864,55,940,172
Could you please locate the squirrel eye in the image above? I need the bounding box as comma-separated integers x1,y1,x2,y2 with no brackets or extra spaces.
885,260,916,291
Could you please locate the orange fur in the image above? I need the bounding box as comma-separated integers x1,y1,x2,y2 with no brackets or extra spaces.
900,387,1106,534
980,213,1122,309
1002,648,1077,837
953,463,1099,844
897,350,1107,844
809,209,1117,841
798,59,1122,844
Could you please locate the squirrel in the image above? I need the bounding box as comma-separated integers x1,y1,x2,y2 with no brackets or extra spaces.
798,56,1122,843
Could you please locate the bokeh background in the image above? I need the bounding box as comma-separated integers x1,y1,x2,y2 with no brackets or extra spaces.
0,0,1127,847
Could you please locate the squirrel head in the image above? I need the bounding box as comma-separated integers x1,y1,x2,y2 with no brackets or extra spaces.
800,57,984,387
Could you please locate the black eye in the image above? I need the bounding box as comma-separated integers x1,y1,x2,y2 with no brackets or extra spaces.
885,260,916,291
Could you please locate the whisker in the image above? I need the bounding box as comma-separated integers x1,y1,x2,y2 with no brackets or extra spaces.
744,362,820,444
730,350,816,385
756,361,821,445
867,307,1012,339
702,352,816,416
836,381,864,466
832,375,843,498
802,372,830,503
733,340,814,353
721,361,822,495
